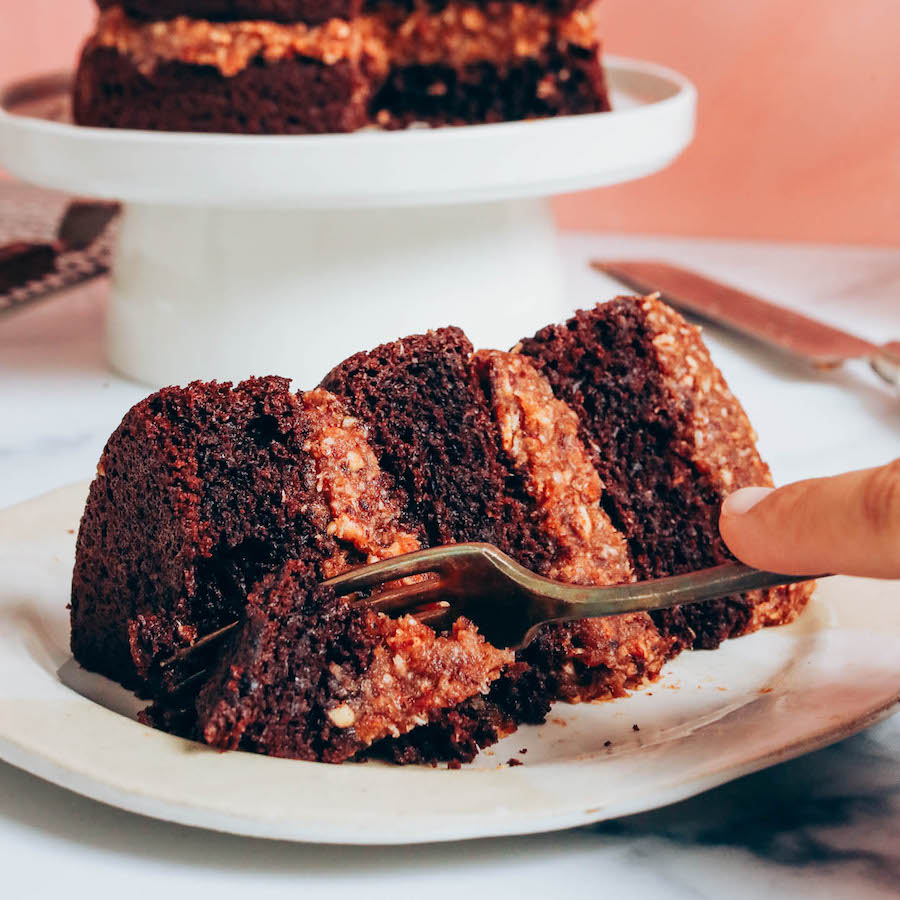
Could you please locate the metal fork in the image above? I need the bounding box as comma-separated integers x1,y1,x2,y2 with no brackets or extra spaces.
166,543,818,669
327,543,818,649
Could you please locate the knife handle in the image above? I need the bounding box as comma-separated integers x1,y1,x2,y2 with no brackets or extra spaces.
870,343,900,392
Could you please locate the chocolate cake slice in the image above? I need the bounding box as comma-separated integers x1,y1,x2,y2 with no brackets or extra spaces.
70,374,437,695
517,295,813,650
194,560,511,761
72,296,813,767
73,3,609,134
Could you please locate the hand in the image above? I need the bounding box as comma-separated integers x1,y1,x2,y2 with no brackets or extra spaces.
719,460,900,579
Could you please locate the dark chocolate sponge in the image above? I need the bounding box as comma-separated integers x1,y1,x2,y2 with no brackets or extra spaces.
74,47,373,134
194,560,382,762
373,45,609,128
70,376,333,694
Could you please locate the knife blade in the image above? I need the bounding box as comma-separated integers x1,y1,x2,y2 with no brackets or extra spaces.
593,259,900,391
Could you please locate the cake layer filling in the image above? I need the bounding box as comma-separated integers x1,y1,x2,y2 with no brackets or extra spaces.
476,350,632,586
301,388,422,579
476,349,674,704
93,3,598,77
195,560,512,760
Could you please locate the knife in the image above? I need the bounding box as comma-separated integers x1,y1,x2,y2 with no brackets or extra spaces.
593,260,900,392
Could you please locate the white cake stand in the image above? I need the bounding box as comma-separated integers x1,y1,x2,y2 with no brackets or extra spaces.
0,56,695,387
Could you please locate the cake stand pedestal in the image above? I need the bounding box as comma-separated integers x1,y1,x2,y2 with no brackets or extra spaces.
108,198,563,384
0,57,695,387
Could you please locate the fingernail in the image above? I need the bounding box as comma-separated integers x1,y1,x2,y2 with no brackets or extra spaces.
722,486,774,516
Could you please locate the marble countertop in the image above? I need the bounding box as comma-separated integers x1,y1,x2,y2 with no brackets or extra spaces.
1,232,898,899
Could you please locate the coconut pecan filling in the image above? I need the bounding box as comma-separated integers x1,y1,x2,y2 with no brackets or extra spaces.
477,349,634,586
93,3,598,77
327,615,513,745
300,388,422,579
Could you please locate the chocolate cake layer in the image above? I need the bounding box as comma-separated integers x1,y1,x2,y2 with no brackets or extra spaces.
194,560,511,761
71,377,334,693
74,47,373,134
518,296,814,650
74,5,608,132
372,46,607,128
96,0,593,27
97,0,364,26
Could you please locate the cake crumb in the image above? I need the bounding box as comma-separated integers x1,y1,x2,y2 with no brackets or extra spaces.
603,740,612,747
632,723,640,732
508,757,523,767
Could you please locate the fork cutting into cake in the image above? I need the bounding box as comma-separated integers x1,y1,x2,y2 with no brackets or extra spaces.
71,294,818,765
168,545,818,665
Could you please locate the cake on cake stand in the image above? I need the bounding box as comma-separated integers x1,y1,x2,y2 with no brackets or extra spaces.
0,56,695,387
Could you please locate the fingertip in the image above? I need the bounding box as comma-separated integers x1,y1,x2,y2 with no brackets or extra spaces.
720,486,774,518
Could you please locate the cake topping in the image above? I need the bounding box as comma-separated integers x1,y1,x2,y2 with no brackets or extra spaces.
93,3,598,77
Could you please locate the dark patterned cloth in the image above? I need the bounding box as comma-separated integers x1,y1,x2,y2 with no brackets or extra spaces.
0,181,117,316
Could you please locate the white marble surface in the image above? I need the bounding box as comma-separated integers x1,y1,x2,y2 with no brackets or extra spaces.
1,232,898,898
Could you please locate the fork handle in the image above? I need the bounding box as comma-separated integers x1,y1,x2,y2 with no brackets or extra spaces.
547,561,820,622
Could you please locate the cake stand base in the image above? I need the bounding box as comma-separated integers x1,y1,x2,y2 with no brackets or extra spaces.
107,198,566,387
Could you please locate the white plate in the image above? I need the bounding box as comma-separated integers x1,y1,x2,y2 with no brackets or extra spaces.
0,56,695,208
1,482,898,844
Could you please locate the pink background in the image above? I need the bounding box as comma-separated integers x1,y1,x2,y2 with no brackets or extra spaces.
2,0,898,246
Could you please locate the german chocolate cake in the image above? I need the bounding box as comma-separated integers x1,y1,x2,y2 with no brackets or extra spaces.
71,296,814,765
73,0,610,133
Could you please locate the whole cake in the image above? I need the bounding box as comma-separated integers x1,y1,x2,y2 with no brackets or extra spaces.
73,0,610,133
71,295,815,764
